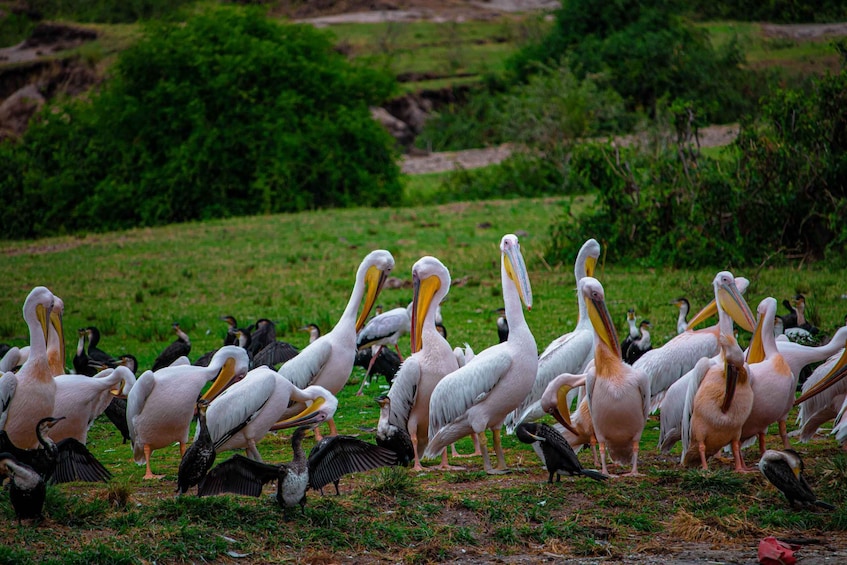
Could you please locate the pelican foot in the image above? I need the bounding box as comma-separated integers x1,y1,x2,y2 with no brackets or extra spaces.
452,450,482,459
485,468,511,475
620,471,642,478
437,464,466,471
143,473,165,480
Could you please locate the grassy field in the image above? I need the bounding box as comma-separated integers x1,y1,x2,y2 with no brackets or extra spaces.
2,197,847,563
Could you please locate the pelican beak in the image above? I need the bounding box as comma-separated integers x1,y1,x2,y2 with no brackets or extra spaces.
587,293,621,356
746,309,767,364
717,281,756,333
721,359,740,413
411,272,440,354
51,308,65,370
686,300,716,330
276,396,328,428
356,265,388,332
584,255,596,278
503,241,533,311
36,303,50,345
553,385,579,435
201,358,237,401
795,348,847,405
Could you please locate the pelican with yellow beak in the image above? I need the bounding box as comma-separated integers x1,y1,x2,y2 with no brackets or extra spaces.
794,336,847,448
127,345,249,479
506,238,600,433
46,296,66,377
539,372,598,466
201,366,337,461
635,278,753,412
580,277,650,477
2,287,59,449
50,366,136,444
278,249,394,437
380,256,459,470
424,234,537,474
681,271,756,471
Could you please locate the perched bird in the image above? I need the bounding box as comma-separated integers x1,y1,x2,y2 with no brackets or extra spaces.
3,287,59,449
356,303,412,393
127,345,249,479
199,426,397,517
0,452,45,522
84,327,119,372
176,399,215,495
515,422,607,483
424,234,537,474
495,307,509,344
379,256,460,470
221,316,239,346
354,346,402,392
203,366,338,461
624,320,652,365
758,449,834,510
247,320,300,370
72,328,94,376
278,249,394,437
300,324,321,344
619,309,639,360
581,277,650,477
151,323,192,372
672,298,691,335
375,394,414,466
539,372,597,465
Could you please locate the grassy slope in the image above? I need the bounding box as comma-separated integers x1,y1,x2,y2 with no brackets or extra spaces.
2,197,847,562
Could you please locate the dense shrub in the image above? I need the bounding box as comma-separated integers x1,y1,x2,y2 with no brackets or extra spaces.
21,0,196,23
688,0,847,24
507,0,755,124
0,7,401,238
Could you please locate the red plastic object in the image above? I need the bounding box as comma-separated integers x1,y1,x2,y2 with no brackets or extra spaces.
758,536,801,565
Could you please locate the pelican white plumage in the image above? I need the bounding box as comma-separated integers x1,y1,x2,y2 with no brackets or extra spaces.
3,287,59,449
0,347,22,373
202,366,337,461
380,256,458,470
50,366,136,444
794,326,847,441
680,271,756,471
581,277,650,477
793,338,847,447
739,297,796,454
423,234,537,474
278,249,394,436
355,303,412,395
505,238,599,433
127,345,249,479
635,277,754,412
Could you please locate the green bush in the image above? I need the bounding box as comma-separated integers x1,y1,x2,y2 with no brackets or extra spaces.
687,0,847,24
22,0,196,23
0,7,401,238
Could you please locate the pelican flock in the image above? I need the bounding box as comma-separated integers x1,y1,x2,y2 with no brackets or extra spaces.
2,228,844,557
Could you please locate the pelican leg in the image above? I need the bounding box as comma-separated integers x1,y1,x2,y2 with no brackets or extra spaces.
142,445,164,480
179,441,186,457
622,441,641,477
478,431,494,473
732,439,755,473
590,436,599,468
393,344,404,362
491,428,509,473
327,418,338,437
438,448,465,471
246,439,263,462
698,441,708,471
599,442,614,477
778,420,791,450
757,432,767,456
357,346,383,396
451,435,482,458
410,433,425,472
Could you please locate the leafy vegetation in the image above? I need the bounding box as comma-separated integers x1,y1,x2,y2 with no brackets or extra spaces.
0,6,401,239
688,0,847,24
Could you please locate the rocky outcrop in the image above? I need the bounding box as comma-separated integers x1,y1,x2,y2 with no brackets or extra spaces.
0,84,44,139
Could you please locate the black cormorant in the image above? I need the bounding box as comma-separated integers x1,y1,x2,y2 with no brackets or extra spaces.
0,452,46,522
516,422,608,483
176,399,215,495
152,323,191,371
758,449,834,510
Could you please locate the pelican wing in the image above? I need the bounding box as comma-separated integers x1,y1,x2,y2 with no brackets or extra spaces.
278,339,332,390
52,438,112,483
205,370,277,448
126,370,155,443
679,357,714,463
357,308,410,349
198,454,279,498
385,358,421,429
0,348,21,372
308,436,398,491
428,350,512,434
0,373,17,430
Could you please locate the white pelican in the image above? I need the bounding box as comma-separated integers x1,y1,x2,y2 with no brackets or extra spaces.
380,256,459,471
793,340,847,447
278,249,394,436
505,238,599,432
581,277,650,477
738,297,796,454
126,345,249,479
423,234,537,474
680,271,755,471
635,277,754,412
0,347,22,373
3,287,58,449
794,326,847,441
539,372,598,466
355,303,412,395
202,365,337,460
50,366,136,444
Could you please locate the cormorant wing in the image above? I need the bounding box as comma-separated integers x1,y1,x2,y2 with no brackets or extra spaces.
51,438,112,483
251,341,300,370
198,454,279,498
308,436,398,491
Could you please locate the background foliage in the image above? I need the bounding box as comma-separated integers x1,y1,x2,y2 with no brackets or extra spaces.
0,6,401,238
687,0,847,24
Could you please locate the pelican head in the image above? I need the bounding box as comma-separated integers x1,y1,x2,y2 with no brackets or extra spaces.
686,274,754,332
411,256,450,354
540,378,579,435
24,286,55,346
746,297,777,364
795,346,847,405
580,277,620,356
577,238,600,279
200,345,250,402
501,234,532,310
276,386,338,428
355,250,395,332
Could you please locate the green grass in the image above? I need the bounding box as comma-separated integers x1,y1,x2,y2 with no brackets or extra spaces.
2,197,847,561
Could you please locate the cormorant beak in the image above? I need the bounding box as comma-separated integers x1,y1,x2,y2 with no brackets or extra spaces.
356,266,388,332
276,396,329,428
201,358,237,402
503,241,533,311
795,347,847,405
553,384,579,435
411,272,440,354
